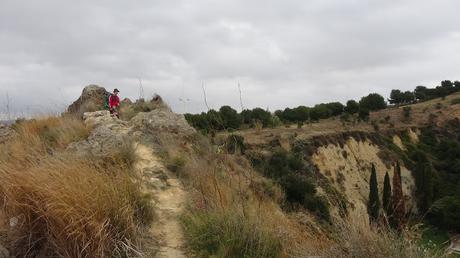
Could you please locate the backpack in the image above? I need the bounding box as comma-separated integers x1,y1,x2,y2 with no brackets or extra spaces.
104,92,111,109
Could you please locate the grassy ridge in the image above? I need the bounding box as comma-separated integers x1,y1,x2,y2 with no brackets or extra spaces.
0,116,153,257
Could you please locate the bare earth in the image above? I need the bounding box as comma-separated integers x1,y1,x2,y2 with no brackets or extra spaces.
135,143,187,258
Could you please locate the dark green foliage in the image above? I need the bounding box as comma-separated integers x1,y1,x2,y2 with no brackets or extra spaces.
451,98,460,105
389,89,403,105
225,134,246,154
325,102,345,116
359,93,387,111
181,209,283,258
382,172,392,214
250,108,273,127
428,196,460,231
184,79,460,133
280,172,316,203
219,106,242,129
206,109,224,130
413,80,460,102
340,112,351,123
309,102,344,121
345,100,360,114
263,150,330,221
368,164,380,222
240,109,253,124
304,195,331,221
403,128,460,231
276,106,310,123
389,90,415,105
402,106,411,120
391,161,405,230
358,108,370,121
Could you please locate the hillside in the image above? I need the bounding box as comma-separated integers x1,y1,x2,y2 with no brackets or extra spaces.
0,85,458,257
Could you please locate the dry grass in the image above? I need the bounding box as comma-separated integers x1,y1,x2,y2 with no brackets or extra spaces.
181,206,283,258
165,131,448,257
150,132,319,257
119,97,166,121
312,217,442,258
0,116,154,257
0,116,90,167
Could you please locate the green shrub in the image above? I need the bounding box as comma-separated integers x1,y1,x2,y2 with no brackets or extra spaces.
428,196,460,231
181,209,282,258
280,172,315,204
402,106,411,120
451,98,460,105
263,150,330,220
225,134,246,154
358,108,370,121
304,195,330,221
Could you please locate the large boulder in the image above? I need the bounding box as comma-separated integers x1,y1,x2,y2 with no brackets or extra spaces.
67,85,109,115
130,105,196,136
67,111,130,157
67,93,196,157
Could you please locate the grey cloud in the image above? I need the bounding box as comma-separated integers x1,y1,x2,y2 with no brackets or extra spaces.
1,0,460,119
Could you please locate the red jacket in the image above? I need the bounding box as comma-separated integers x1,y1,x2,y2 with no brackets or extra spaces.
109,94,120,109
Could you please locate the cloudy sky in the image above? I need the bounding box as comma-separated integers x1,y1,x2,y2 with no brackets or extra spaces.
1,0,460,118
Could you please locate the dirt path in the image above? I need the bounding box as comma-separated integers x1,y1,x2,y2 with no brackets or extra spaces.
134,143,187,258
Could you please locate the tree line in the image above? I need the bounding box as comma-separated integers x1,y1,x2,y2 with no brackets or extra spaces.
388,80,460,105
185,80,460,133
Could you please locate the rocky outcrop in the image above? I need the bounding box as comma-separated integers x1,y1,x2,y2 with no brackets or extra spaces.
130,106,195,136
0,124,13,144
67,110,129,157
312,137,417,221
67,100,196,157
67,85,109,115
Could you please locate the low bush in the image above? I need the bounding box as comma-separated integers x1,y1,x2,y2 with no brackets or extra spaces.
402,106,411,121
451,97,460,105
263,150,331,220
181,208,282,258
225,134,246,154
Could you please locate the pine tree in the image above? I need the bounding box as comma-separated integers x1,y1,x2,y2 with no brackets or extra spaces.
390,161,406,230
368,164,380,222
382,171,392,214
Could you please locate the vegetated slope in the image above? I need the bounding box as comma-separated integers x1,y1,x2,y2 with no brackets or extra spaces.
1,85,451,257
216,92,460,230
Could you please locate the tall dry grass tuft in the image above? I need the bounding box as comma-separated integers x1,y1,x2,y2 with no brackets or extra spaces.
1,116,90,167
312,217,441,258
0,116,154,257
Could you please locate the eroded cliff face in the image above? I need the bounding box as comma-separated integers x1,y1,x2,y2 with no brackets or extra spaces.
312,137,416,221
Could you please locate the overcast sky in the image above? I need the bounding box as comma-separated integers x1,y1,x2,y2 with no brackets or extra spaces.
1,0,460,118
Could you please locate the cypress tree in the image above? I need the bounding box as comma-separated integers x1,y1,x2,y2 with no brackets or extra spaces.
413,151,435,212
382,171,392,214
421,162,434,212
391,161,406,230
368,164,380,222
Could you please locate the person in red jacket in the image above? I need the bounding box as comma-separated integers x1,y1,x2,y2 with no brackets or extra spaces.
109,88,120,118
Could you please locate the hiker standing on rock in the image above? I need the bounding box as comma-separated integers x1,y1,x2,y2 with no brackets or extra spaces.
109,88,120,118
